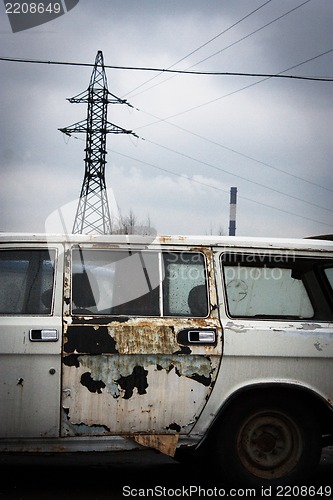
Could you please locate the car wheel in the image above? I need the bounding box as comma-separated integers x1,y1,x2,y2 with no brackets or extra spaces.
215,394,322,487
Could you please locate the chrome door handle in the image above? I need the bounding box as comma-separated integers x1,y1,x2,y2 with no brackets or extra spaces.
29,329,58,342
188,330,216,343
177,328,217,345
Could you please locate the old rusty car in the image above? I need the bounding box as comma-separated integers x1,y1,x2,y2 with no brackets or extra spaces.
0,233,332,487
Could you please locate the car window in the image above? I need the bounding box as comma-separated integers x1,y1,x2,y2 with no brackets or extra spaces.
325,268,333,290
72,249,160,316
71,249,208,317
223,265,314,318
0,249,56,315
221,253,333,320
163,252,208,317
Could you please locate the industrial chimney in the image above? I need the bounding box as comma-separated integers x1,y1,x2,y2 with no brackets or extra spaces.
229,187,237,236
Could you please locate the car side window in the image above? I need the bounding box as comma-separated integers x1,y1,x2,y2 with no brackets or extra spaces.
0,249,56,315
222,253,333,320
72,249,160,316
163,252,208,317
224,265,314,318
71,249,208,317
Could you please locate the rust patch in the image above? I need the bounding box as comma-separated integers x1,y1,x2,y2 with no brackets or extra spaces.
133,434,179,456
109,324,180,354
158,236,174,243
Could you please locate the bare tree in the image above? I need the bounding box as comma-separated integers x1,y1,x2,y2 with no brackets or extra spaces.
206,223,225,236
112,209,156,236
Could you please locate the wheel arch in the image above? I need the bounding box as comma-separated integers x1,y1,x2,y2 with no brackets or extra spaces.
199,382,333,452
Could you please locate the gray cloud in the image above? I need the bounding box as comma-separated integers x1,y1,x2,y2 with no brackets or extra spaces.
0,0,332,237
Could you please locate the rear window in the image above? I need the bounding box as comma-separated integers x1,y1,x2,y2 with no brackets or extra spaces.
221,253,333,320
71,249,208,317
0,249,56,315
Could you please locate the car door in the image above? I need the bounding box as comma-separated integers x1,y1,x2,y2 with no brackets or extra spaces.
0,242,64,439
61,243,223,448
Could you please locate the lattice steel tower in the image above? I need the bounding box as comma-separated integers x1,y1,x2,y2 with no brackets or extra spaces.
59,51,136,234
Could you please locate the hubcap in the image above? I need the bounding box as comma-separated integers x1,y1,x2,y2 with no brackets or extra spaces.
238,411,302,479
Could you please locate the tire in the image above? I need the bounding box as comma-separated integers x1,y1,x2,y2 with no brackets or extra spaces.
215,394,322,488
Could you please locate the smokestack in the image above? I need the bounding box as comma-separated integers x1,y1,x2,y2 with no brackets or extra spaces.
229,187,237,236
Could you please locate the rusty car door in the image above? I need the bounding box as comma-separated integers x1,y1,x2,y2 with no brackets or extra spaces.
61,243,223,447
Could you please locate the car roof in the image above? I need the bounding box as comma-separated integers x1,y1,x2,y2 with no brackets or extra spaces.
0,232,333,252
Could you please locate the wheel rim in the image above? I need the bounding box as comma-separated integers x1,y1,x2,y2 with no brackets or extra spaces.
237,410,303,479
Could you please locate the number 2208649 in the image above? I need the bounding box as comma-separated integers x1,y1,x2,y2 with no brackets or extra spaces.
5,3,62,14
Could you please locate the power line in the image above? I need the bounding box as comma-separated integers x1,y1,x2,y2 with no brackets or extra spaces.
143,138,333,213
182,0,314,74
134,48,333,128
0,56,331,82
128,47,333,196
62,85,333,211
125,0,315,99
2,47,331,217
171,124,333,194
109,147,333,230
122,0,273,98
64,123,333,216
133,110,333,195
65,133,333,228
2,55,329,202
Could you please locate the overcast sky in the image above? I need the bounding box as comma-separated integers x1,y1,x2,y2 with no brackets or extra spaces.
0,0,332,238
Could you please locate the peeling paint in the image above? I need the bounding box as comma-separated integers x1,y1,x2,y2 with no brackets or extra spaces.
81,372,106,393
226,321,247,333
61,353,219,434
188,372,211,386
65,325,118,354
66,353,215,397
167,422,181,432
116,366,149,399
297,323,323,331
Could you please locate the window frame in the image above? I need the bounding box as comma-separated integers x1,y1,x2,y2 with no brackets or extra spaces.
70,247,209,318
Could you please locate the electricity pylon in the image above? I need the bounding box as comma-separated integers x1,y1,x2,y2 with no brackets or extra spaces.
59,50,137,234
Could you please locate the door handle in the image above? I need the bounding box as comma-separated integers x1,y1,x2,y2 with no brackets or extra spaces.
177,328,217,345
29,329,58,342
188,330,216,343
